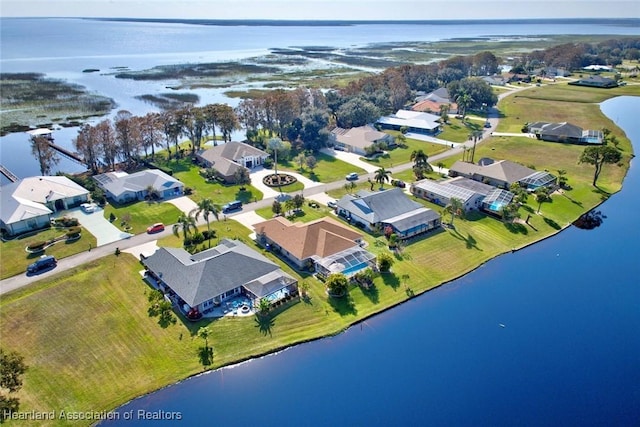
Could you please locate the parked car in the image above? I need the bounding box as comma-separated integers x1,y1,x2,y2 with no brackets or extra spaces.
222,200,242,213
81,202,97,213
327,200,338,209
391,179,406,188
146,223,165,234
27,255,57,274
484,120,492,128
346,172,358,181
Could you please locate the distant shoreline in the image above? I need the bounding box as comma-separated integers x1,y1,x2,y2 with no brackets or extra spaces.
2,17,640,27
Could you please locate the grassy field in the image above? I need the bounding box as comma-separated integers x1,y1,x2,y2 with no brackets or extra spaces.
438,117,483,142
0,82,635,427
360,132,449,168
279,151,367,182
162,157,264,204
0,227,97,279
102,200,184,235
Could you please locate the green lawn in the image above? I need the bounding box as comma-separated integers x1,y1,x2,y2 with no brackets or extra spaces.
254,203,335,222
279,152,366,183
360,132,448,168
162,157,264,204
438,117,482,142
102,200,184,235
0,227,97,279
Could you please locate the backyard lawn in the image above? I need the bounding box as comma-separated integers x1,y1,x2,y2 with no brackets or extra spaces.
438,117,483,142
0,227,97,279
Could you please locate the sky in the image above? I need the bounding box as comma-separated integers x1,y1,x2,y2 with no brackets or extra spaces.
1,0,639,20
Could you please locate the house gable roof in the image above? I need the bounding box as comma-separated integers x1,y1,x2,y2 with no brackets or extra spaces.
450,160,535,185
253,216,362,261
1,176,88,225
94,169,182,197
377,109,441,131
331,125,389,150
142,239,294,307
337,188,426,224
197,141,269,176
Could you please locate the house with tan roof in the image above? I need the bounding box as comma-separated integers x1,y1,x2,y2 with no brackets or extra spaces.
196,141,269,183
253,216,375,277
330,125,395,155
1,176,89,236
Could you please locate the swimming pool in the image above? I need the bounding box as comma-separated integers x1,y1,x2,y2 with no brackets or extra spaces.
341,262,368,276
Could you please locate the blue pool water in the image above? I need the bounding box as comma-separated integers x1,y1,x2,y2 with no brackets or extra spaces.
341,262,368,276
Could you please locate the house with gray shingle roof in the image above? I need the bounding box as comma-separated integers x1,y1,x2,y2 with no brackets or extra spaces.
93,169,183,203
1,176,89,236
196,141,269,183
142,239,298,317
569,75,618,88
336,188,441,239
449,160,556,190
528,121,603,145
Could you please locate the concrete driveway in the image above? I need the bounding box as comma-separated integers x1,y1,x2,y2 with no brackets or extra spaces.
165,196,198,215
320,148,379,173
61,207,133,247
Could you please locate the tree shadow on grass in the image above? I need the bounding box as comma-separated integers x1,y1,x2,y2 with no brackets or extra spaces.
328,294,357,316
592,186,611,202
503,221,528,235
543,217,562,230
360,284,379,304
381,272,400,291
254,314,275,336
449,229,482,251
197,346,214,366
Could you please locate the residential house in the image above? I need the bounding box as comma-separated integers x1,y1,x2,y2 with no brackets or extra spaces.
94,169,184,203
377,110,442,135
569,75,618,88
196,141,269,183
254,216,375,277
336,188,441,239
142,239,298,317
412,87,458,114
528,121,603,145
507,73,532,83
410,177,495,211
330,125,395,155
449,160,556,190
1,176,89,236
482,75,507,86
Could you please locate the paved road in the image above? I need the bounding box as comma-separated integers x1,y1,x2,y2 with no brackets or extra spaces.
0,84,533,296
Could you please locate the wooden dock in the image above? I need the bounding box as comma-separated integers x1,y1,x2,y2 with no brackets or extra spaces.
27,128,85,166
0,164,19,182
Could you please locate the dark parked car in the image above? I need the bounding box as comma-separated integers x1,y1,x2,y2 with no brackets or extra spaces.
391,179,406,188
222,200,242,213
27,255,57,274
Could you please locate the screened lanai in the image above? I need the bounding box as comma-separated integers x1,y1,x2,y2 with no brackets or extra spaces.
482,189,514,213
519,171,556,190
315,246,376,278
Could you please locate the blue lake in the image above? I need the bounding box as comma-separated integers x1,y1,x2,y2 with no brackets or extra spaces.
102,96,640,426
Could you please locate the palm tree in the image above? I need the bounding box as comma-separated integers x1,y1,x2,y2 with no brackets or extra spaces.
410,149,432,179
173,212,196,242
374,167,391,189
446,197,464,226
192,198,219,248
456,93,475,121
534,187,552,214
198,326,212,351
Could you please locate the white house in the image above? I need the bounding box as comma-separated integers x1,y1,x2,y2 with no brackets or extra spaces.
0,176,89,236
376,110,442,135
94,169,184,204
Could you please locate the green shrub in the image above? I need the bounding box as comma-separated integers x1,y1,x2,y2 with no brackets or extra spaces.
27,241,47,251
66,227,81,237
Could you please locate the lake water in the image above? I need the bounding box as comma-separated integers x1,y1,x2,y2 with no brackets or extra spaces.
101,96,640,426
1,18,639,181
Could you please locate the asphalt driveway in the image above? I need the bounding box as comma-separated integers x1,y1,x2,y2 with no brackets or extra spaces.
61,207,133,247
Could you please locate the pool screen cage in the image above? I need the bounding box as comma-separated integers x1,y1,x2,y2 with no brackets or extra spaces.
315,246,376,277
520,171,556,189
482,189,514,212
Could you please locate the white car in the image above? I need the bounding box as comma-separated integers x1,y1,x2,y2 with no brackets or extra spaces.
345,172,358,181
81,203,97,213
